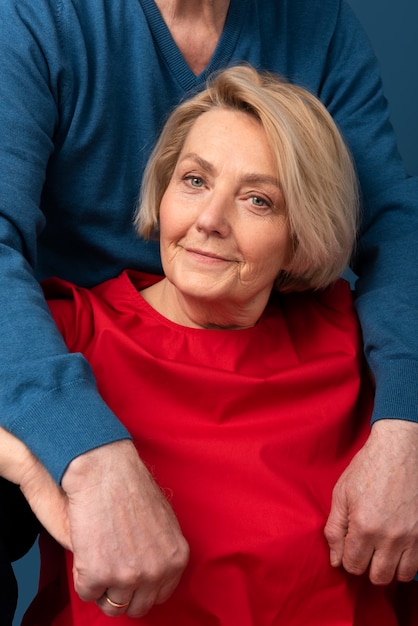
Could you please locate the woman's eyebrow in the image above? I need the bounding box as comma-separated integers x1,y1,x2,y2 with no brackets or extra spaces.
179,153,216,176
240,173,281,189
179,153,280,189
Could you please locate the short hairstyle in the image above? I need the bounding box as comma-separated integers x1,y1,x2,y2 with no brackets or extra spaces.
134,64,358,291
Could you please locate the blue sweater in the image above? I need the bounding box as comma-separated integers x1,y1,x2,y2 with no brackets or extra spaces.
0,0,417,482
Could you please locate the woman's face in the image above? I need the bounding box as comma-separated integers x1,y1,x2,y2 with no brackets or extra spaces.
159,108,291,312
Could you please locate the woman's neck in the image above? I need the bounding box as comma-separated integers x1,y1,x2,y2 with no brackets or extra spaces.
140,278,266,330
153,0,230,75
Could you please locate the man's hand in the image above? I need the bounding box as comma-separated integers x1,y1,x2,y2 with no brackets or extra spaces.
61,440,189,618
325,419,418,584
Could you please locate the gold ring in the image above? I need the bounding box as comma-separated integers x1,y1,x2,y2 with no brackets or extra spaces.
104,590,130,609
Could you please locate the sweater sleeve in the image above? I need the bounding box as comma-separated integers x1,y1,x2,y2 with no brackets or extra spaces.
0,0,130,483
318,0,418,423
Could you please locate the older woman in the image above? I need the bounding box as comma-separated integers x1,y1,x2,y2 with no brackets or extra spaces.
6,65,416,624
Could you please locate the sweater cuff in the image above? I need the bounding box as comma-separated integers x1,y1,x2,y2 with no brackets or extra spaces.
10,379,131,484
371,359,418,424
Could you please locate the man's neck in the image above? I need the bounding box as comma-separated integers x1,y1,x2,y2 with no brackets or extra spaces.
153,0,230,75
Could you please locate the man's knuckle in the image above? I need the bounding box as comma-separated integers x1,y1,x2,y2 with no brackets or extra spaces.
344,561,367,576
324,525,340,545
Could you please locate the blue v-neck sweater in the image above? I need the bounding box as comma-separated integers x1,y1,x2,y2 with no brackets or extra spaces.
0,0,417,481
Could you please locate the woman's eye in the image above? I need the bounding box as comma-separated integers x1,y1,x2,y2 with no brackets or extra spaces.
185,176,204,188
250,196,269,208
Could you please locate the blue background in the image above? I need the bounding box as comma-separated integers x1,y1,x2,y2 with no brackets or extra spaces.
12,1,418,624
349,0,418,176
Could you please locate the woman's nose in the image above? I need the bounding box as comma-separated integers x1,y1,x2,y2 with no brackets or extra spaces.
195,192,232,237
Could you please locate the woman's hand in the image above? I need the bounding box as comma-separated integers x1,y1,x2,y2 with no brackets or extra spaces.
0,426,71,550
0,429,188,618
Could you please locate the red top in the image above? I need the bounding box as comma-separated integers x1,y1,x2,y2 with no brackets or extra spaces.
23,271,416,625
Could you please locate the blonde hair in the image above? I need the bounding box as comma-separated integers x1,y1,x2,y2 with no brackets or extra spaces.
134,65,358,291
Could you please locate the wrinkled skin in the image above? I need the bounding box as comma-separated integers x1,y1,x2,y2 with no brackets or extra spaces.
0,430,189,618
325,419,418,584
